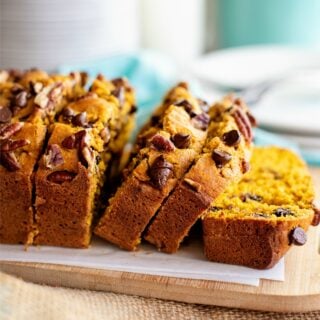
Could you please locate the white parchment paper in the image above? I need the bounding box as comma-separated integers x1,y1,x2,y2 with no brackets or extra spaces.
0,237,284,286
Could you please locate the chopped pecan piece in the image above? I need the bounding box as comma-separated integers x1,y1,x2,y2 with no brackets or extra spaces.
0,122,24,140
0,152,20,171
0,106,12,123
0,139,30,152
192,113,210,130
44,144,64,169
14,91,28,108
174,100,196,117
47,171,76,184
150,134,175,152
72,112,88,127
148,155,173,189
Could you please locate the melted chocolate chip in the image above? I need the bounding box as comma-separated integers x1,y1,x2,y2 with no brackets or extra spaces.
222,129,241,147
212,150,232,168
192,113,210,130
61,135,76,149
0,107,12,123
62,130,87,150
47,171,76,184
61,107,75,123
289,227,307,246
174,100,196,117
171,133,191,149
72,112,88,127
150,134,175,152
148,155,173,189
130,105,138,114
273,208,295,217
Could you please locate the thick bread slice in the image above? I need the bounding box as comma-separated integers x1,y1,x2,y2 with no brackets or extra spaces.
144,97,254,253
202,147,317,269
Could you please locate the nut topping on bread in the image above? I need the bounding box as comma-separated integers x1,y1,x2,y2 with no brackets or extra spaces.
148,155,173,189
289,227,307,246
231,108,253,142
171,133,191,149
0,152,20,171
211,149,232,168
0,123,24,139
150,134,175,152
47,170,76,184
44,144,64,169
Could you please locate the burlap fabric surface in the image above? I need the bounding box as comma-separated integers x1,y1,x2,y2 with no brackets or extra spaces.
0,271,318,320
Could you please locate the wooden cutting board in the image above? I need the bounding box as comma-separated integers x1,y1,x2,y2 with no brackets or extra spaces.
1,168,319,313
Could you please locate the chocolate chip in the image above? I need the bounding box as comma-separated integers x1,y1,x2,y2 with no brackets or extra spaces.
10,85,24,95
100,127,111,145
148,155,173,189
273,208,295,217
130,105,138,114
240,193,263,202
212,150,232,168
111,78,126,88
192,113,210,130
289,227,307,246
47,171,76,184
62,130,87,150
61,135,76,149
150,134,175,152
0,152,20,171
151,115,161,126
0,107,12,123
222,129,241,147
61,107,75,123
14,91,28,108
171,133,191,149
174,100,196,117
0,122,23,139
72,112,88,127
111,87,125,107
80,146,94,168
44,144,64,169
0,139,30,152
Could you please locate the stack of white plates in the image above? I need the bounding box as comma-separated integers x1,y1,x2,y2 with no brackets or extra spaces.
191,45,320,155
0,0,140,71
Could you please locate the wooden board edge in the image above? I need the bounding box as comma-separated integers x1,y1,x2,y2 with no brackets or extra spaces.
1,261,319,313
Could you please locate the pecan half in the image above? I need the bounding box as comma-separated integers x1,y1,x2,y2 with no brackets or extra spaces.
0,152,20,171
148,155,173,189
0,122,24,140
44,144,64,169
0,139,30,152
232,108,253,143
47,171,76,184
150,134,175,152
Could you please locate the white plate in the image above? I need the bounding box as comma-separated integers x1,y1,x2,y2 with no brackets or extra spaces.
192,45,320,135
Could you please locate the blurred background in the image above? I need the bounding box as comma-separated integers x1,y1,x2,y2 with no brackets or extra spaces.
1,0,320,164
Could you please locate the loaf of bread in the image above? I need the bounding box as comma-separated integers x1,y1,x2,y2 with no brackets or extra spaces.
145,96,255,253
202,146,317,269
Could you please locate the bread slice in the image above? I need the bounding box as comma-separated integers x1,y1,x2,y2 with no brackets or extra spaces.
94,83,208,250
202,146,317,269
0,122,47,244
144,96,254,253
